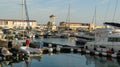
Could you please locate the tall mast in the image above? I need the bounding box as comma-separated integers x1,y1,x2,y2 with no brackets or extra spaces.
112,0,118,22
66,0,71,30
104,0,110,22
22,0,25,39
92,5,96,26
24,0,30,30
22,0,24,20
66,3,71,23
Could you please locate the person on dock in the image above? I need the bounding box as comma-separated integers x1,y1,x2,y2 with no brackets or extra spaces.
26,38,30,47
8,39,12,50
94,47,96,51
85,46,88,50
111,48,114,53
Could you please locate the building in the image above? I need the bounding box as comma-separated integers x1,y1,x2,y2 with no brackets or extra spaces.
0,19,37,29
47,15,57,31
59,22,95,32
49,15,55,25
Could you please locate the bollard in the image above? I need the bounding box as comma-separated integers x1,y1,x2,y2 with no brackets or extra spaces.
56,46,61,52
48,48,53,53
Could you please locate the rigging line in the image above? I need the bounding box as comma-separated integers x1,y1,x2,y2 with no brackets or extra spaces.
104,0,111,22
66,2,70,22
92,5,97,26
94,6,96,26
91,5,97,46
22,0,25,40
22,0,24,20
66,3,71,23
65,0,71,29
112,0,118,22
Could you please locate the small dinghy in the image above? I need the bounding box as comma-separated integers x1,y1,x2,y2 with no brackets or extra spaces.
102,52,107,56
77,49,81,52
86,50,90,53
111,52,117,58
19,46,42,55
1,47,12,56
95,51,99,55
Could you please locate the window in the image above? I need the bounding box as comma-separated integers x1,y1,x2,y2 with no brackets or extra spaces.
13,21,14,25
0,21,3,25
82,23,89,26
4,21,8,25
108,37,120,42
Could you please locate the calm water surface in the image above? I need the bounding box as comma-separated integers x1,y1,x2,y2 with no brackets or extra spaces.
2,38,120,67
39,37,76,46
3,53,120,67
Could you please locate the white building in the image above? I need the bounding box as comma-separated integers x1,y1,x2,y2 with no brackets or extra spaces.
49,15,55,25
0,19,37,29
47,15,57,31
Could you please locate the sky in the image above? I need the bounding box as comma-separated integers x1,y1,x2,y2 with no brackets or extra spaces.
0,0,120,26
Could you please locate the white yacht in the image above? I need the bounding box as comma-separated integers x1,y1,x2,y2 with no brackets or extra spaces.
75,31,94,46
85,22,120,52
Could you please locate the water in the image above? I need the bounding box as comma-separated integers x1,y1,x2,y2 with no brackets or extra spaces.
2,38,120,67
3,53,120,67
38,37,76,46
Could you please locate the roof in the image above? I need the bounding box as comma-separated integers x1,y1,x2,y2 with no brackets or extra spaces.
50,15,55,17
104,22,120,27
67,22,89,24
0,19,36,22
61,22,90,24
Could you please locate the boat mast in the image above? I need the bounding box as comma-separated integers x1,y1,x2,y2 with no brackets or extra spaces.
24,0,30,32
104,0,110,22
92,5,96,26
22,0,24,21
92,5,97,47
112,0,118,22
66,2,71,24
21,0,25,39
66,0,71,30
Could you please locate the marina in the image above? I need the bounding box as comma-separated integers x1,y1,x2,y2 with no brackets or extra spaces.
0,34,120,67
0,22,119,67
0,0,120,67
0,21,120,67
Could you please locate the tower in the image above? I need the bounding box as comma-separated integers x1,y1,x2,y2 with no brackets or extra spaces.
49,15,55,25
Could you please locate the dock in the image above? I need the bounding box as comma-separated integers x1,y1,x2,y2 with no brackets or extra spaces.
41,42,120,58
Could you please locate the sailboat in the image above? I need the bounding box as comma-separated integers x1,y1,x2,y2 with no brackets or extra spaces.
75,6,96,46
18,0,42,56
60,1,71,38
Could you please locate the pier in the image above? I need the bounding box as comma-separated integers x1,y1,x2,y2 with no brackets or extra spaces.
41,42,120,58
0,40,119,62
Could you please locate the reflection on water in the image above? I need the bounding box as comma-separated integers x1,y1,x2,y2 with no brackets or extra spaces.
85,54,120,67
1,53,120,67
1,37,120,67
